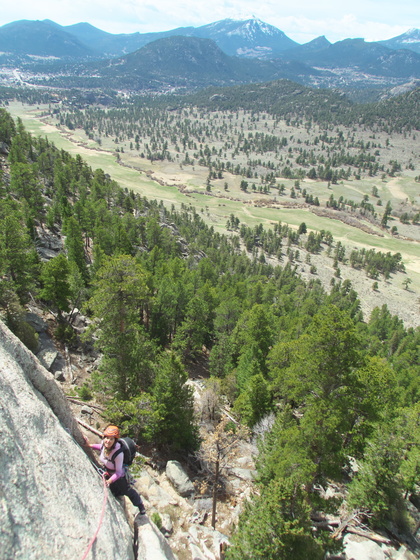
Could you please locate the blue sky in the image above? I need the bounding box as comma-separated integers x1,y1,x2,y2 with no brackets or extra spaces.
0,0,417,44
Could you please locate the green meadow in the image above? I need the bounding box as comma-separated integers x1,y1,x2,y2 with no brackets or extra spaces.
8,102,420,292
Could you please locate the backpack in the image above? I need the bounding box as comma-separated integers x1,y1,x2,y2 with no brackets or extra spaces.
107,437,137,467
119,437,137,466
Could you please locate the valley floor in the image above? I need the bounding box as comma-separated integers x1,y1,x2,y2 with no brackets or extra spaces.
7,102,420,328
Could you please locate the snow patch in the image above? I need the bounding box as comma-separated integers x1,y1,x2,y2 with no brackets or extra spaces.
236,46,273,57
402,38,420,44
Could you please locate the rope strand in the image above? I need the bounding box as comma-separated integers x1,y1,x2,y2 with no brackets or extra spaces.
80,473,109,560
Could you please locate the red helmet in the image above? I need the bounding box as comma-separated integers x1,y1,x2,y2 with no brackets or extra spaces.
103,425,120,438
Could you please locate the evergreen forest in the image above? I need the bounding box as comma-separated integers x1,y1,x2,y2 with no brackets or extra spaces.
1,103,420,559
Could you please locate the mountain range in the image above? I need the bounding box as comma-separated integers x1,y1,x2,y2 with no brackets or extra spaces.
0,17,419,61
0,18,419,95
280,37,420,78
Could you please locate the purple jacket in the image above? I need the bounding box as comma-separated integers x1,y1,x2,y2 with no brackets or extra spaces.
91,441,124,484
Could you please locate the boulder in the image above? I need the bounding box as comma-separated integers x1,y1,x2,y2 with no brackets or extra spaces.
160,513,173,536
37,347,59,370
51,355,67,378
189,542,210,559
194,498,213,511
69,309,88,332
343,534,386,560
0,320,135,559
36,230,63,252
38,246,62,261
135,516,177,559
81,405,94,415
409,494,420,511
137,470,178,508
25,311,48,333
54,369,66,382
166,460,195,497
187,524,229,560
231,467,256,481
37,332,61,371
392,545,419,560
236,456,255,468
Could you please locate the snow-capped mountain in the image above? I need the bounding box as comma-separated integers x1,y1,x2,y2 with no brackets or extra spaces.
191,18,298,58
379,28,420,55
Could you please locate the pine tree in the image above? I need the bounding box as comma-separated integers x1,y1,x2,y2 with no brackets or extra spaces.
39,254,72,318
150,352,198,451
86,254,154,398
226,478,327,560
63,216,89,282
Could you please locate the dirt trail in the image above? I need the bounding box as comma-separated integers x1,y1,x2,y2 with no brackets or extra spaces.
387,178,408,201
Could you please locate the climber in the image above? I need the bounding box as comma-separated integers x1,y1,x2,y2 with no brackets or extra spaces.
86,425,146,515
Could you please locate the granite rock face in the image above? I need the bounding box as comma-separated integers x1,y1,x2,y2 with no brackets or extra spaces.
0,320,135,560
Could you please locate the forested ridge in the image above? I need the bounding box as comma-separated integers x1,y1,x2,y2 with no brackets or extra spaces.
133,80,420,132
1,106,420,558
2,79,420,132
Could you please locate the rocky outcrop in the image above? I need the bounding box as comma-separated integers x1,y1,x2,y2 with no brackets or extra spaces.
35,229,64,261
136,516,177,560
0,320,135,559
26,306,67,377
343,535,419,560
166,460,195,497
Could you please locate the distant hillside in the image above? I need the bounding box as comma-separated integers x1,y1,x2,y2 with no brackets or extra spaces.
0,17,301,62
281,36,331,61
100,36,242,88
360,85,420,130
17,33,419,95
63,22,118,53
1,17,419,67
0,20,93,58
63,21,187,57
149,79,420,131
281,38,420,78
0,18,419,96
39,36,325,91
158,79,354,121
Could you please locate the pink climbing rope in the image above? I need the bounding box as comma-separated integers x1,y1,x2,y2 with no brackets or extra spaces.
80,473,109,560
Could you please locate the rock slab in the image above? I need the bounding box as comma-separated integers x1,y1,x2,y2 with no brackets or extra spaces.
166,460,195,497
0,320,134,560
136,517,177,559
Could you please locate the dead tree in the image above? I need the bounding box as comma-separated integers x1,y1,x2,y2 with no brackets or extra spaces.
197,416,249,529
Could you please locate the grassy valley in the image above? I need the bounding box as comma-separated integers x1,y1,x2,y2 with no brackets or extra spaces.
7,93,420,327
